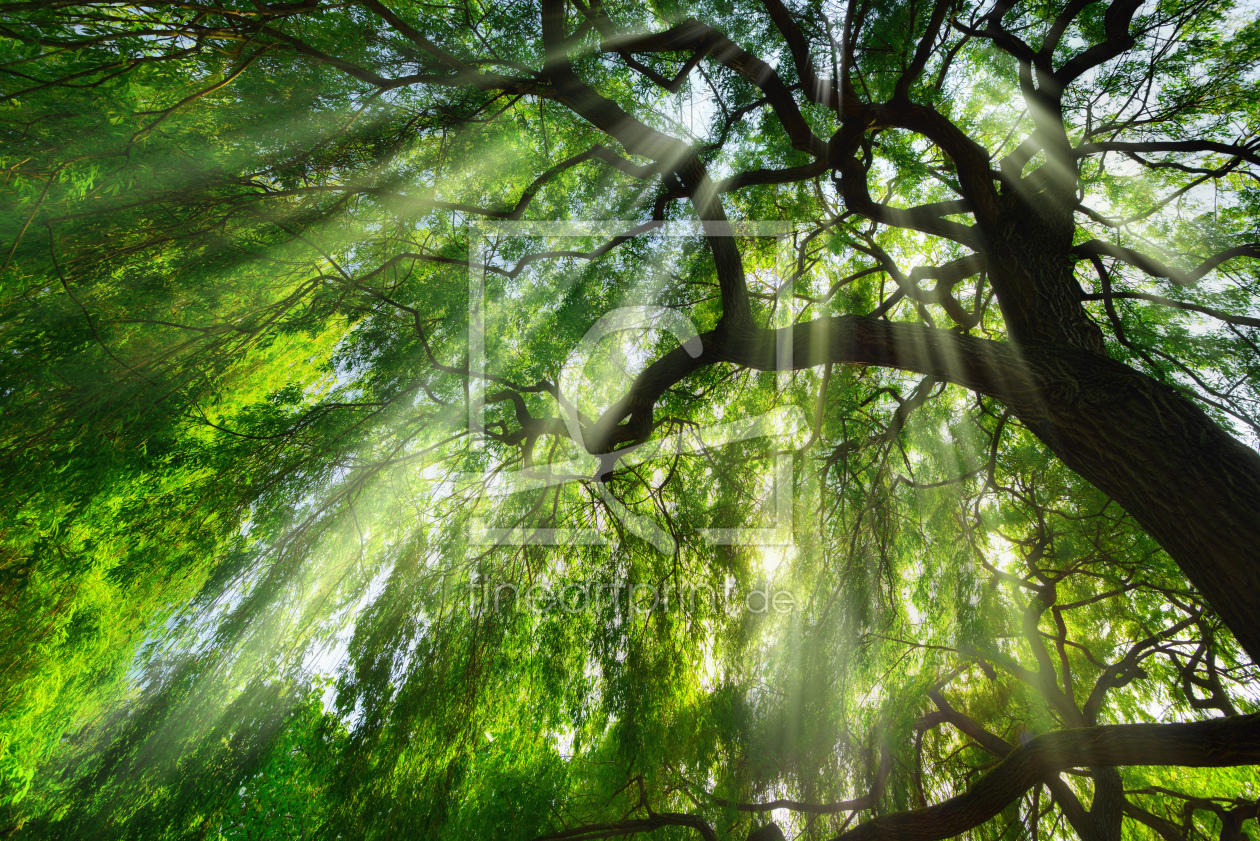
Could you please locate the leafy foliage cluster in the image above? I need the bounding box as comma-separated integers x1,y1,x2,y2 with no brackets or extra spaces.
0,0,1258,839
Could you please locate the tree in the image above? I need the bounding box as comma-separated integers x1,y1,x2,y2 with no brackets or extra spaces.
1,0,1259,838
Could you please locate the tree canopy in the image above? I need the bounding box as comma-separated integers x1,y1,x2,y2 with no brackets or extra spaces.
1,0,1259,839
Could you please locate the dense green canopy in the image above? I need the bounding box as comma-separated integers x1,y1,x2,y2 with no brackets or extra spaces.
1,0,1259,839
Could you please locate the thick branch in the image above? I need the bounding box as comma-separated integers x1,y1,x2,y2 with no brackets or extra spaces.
892,0,955,102
1055,0,1142,87
827,715,1260,841
538,1,754,328
601,19,827,158
588,317,1037,450
759,0,838,109
1074,141,1260,169
831,156,981,247
1073,241,1260,286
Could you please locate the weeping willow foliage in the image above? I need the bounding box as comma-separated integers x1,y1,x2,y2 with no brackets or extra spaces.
1,0,1258,839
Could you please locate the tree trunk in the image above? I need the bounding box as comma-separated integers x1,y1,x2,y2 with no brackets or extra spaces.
1004,342,1260,664
986,200,1107,354
979,196,1260,663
